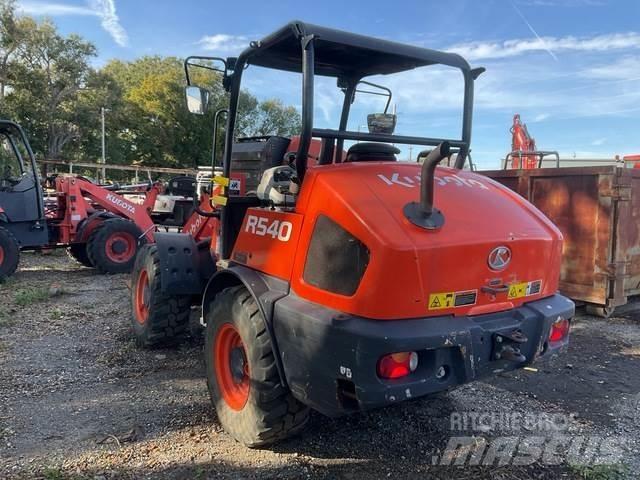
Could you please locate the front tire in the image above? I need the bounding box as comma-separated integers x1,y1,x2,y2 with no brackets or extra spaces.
87,218,143,274
0,226,19,282
204,286,309,447
130,244,191,347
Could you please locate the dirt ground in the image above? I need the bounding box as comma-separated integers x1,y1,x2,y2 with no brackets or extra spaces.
0,252,639,480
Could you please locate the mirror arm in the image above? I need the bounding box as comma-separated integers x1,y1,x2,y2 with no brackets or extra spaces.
211,109,228,169
356,80,393,114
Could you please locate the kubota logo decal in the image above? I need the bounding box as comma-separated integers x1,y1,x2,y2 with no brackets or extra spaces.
488,246,511,270
106,193,136,214
245,215,293,242
377,173,489,190
187,213,205,236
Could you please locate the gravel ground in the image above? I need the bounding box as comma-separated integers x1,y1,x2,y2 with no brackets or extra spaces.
0,251,639,479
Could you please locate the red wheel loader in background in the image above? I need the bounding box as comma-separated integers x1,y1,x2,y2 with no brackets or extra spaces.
0,120,160,279
129,21,574,447
0,119,248,280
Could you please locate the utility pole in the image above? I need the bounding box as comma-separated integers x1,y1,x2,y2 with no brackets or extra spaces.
101,107,106,183
408,145,413,162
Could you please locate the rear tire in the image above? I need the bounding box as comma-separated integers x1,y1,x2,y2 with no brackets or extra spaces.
130,244,191,347
204,286,309,447
0,226,19,282
586,305,615,318
87,218,143,274
66,243,93,268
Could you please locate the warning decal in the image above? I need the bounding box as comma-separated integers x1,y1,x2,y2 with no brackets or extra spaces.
428,290,477,310
508,282,528,299
508,280,543,300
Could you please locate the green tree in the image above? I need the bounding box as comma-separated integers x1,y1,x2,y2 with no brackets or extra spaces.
0,0,25,102
0,4,301,171
102,56,301,169
2,13,97,158
244,99,301,137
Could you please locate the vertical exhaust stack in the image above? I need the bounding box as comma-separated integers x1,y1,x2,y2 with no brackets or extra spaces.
403,141,450,230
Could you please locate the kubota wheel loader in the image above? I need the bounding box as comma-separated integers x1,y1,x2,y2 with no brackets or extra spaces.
0,120,163,279
130,21,574,447
0,119,249,280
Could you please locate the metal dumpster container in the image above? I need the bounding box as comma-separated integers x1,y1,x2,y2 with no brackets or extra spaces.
481,166,640,316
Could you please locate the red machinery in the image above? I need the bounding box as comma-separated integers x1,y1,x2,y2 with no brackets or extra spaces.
128,23,573,447
623,154,640,168
505,114,559,169
0,119,238,279
0,118,167,279
38,175,158,274
510,114,538,169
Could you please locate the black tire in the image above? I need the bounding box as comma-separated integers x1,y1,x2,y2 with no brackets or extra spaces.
130,244,191,347
0,226,19,282
66,243,94,268
585,305,615,318
87,218,144,274
204,286,309,447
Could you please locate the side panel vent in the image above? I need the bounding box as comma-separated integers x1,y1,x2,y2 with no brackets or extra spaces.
303,215,369,296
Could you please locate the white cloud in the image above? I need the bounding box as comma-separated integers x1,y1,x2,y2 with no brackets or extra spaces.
582,56,640,80
87,0,127,47
447,32,640,61
532,113,550,122
516,0,605,5
591,138,607,146
197,34,251,54
17,1,128,47
18,1,94,15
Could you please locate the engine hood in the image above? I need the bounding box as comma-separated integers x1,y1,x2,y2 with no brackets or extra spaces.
291,161,564,320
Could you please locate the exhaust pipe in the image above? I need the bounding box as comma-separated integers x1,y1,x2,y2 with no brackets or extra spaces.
403,141,450,230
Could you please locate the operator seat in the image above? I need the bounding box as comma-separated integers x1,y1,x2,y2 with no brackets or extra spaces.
345,142,400,162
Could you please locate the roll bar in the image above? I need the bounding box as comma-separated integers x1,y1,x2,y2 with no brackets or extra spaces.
0,120,44,221
503,150,560,169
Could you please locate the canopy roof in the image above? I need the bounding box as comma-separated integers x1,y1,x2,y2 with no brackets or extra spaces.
242,21,471,78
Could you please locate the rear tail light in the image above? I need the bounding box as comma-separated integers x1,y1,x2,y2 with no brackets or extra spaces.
377,351,418,379
549,318,570,342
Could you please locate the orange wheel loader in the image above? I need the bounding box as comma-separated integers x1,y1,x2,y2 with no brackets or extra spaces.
129,21,574,447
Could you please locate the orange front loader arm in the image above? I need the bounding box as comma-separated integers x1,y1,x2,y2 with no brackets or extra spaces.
182,193,219,242
55,176,158,244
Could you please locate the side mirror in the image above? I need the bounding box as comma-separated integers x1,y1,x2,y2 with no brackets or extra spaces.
367,113,397,135
185,86,210,115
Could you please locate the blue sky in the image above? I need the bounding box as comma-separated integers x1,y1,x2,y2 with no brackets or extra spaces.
16,0,640,168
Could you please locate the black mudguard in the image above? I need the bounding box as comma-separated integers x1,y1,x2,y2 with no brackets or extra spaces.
155,232,215,295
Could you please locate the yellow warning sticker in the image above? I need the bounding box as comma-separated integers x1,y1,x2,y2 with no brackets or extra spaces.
211,194,228,206
428,290,477,310
428,292,455,310
212,175,230,187
508,282,528,299
508,280,543,299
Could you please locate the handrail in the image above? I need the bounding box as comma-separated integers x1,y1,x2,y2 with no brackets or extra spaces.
311,128,467,149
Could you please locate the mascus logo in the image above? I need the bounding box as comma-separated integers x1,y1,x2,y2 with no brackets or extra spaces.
488,246,511,271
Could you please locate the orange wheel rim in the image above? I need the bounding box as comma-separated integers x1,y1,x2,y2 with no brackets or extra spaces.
134,268,149,324
105,232,136,263
214,323,250,410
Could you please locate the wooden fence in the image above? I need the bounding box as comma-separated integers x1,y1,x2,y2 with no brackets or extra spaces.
37,158,200,182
